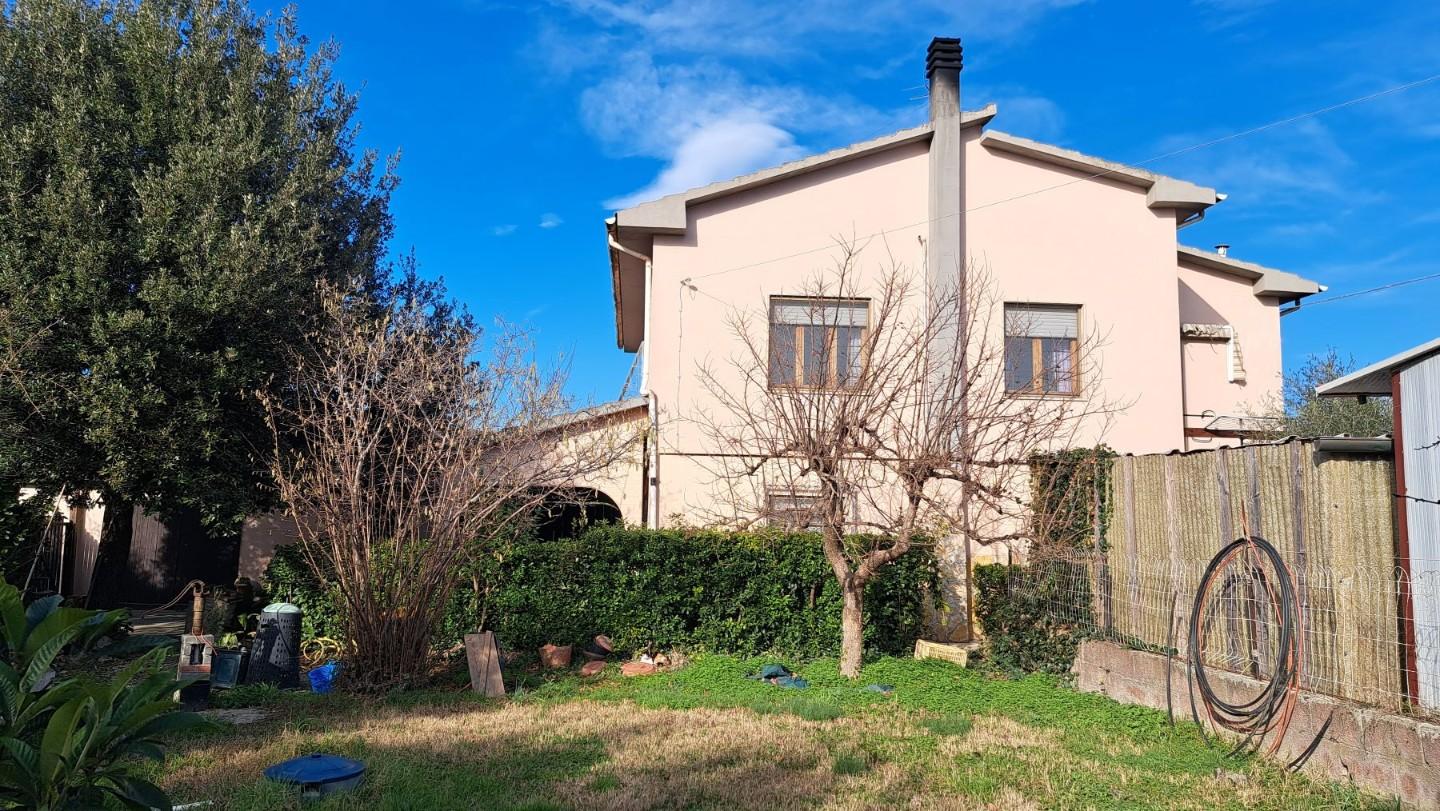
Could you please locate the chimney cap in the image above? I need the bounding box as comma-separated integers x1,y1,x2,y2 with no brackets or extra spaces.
1215,243,1230,257
926,37,963,79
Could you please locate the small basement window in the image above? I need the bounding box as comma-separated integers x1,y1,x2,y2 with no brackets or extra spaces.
1004,304,1080,395
765,491,823,531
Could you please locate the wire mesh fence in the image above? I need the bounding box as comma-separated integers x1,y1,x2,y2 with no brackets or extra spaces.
1011,439,1430,715
1017,548,1425,712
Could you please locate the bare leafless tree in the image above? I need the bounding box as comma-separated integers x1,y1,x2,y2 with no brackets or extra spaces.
261,285,634,688
694,244,1118,676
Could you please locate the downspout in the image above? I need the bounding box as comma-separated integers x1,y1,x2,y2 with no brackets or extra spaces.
608,231,660,529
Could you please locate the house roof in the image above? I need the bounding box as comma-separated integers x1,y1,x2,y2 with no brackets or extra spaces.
538,396,649,434
979,131,1219,212
1315,338,1440,397
1176,245,1322,303
605,103,1319,350
611,105,997,236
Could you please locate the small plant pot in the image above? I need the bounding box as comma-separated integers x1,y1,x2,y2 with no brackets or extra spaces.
539,644,572,669
211,648,247,689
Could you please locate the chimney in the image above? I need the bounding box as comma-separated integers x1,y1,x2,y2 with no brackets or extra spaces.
926,37,963,294
926,37,963,121
1215,244,1230,257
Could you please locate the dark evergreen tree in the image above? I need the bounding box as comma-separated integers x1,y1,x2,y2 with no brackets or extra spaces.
0,0,396,604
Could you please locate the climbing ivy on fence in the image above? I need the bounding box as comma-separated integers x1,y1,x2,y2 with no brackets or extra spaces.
974,561,1091,676
970,447,1115,676
1029,446,1116,552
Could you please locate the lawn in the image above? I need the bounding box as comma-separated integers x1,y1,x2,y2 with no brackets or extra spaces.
152,655,1386,810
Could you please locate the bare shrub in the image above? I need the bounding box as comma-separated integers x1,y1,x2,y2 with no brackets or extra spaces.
262,283,632,687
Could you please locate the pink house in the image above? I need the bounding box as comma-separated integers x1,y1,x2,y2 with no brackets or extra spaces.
593,37,1322,533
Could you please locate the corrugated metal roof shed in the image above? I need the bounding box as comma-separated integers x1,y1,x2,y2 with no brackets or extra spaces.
1316,337,1440,709
1315,337,1440,396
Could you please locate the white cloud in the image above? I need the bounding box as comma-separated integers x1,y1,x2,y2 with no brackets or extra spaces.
604,113,804,208
553,1,1087,209
492,224,518,237
583,51,905,209
1150,119,1358,206
1412,209,1440,226
557,0,1087,58
1190,0,1277,31
580,52,894,160
1260,220,1337,241
539,212,564,228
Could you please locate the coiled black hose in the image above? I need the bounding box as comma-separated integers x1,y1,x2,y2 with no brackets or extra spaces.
1184,535,1331,770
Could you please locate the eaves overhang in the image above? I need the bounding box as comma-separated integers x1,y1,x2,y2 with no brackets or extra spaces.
1177,245,1322,304
980,130,1221,213
607,105,999,353
611,105,998,238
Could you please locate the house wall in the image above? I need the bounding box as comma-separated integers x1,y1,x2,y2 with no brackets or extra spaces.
239,513,298,583
561,406,649,527
646,140,931,523
963,132,1186,454
1177,261,1285,447
639,131,1291,526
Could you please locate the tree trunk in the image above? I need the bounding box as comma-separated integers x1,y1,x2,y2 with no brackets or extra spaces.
839,579,865,678
86,491,135,608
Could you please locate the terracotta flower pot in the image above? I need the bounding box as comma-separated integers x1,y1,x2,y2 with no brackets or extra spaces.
539,643,572,669
621,661,657,677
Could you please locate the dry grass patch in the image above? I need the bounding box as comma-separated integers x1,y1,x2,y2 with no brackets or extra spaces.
941,715,1056,756
549,704,836,810
153,654,1390,810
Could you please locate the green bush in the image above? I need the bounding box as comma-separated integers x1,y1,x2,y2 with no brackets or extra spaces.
973,561,1089,676
262,544,346,641
265,525,939,660
0,580,206,810
0,494,50,583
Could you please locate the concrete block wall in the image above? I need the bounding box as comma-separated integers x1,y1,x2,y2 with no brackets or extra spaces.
1073,640,1440,808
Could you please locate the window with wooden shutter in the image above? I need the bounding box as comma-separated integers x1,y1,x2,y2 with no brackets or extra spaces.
1004,304,1080,395
768,297,870,389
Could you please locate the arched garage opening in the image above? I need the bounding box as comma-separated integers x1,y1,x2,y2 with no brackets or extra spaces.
533,487,622,541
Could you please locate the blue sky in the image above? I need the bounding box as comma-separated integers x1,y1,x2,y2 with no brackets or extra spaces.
261,0,1440,404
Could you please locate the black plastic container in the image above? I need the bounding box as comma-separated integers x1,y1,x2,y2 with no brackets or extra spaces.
245,602,302,688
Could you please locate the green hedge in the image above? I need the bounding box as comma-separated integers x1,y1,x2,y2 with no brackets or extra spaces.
265,525,939,659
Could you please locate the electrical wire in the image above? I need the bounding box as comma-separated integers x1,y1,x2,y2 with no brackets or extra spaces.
1282,270,1440,314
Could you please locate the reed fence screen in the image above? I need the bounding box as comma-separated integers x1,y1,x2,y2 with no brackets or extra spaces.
1020,439,1417,712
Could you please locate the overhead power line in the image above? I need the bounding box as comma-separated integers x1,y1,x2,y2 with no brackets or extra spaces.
1282,270,1440,314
